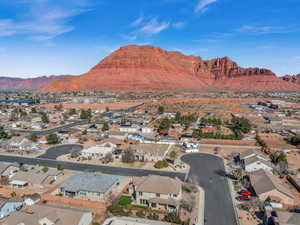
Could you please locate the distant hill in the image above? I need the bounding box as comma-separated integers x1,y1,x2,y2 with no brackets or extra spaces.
0,75,72,90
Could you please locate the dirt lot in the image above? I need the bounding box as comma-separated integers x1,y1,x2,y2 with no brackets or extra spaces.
41,100,144,111
145,98,265,117
259,133,297,151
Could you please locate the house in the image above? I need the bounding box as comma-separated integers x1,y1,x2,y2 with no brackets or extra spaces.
0,197,23,219
263,206,300,225
129,175,182,213
239,149,269,161
10,168,62,188
141,127,153,134
244,156,273,172
0,162,19,178
23,193,41,206
249,169,294,206
80,142,116,158
183,142,199,153
59,173,129,202
103,216,172,225
7,137,39,152
119,124,139,133
2,204,93,225
131,144,170,161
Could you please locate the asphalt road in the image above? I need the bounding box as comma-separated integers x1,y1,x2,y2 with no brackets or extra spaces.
37,144,83,159
0,155,186,181
9,120,89,135
181,153,237,225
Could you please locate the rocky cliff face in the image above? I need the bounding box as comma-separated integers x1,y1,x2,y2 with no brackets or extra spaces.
0,75,71,90
282,74,300,85
20,45,300,92
204,57,275,79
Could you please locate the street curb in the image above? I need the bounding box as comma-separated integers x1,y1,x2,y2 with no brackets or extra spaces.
195,186,205,225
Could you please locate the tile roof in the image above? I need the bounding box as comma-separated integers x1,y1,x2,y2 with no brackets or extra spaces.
2,204,91,225
249,169,294,199
133,175,181,195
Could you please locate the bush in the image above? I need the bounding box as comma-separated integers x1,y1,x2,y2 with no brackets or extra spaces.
107,204,126,216
164,213,182,224
46,134,60,144
154,160,168,169
118,196,132,206
147,213,159,220
41,167,49,173
136,210,146,218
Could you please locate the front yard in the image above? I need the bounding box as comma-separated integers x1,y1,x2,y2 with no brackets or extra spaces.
107,195,188,225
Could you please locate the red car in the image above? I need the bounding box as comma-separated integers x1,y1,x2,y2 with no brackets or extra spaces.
236,196,251,201
239,191,254,196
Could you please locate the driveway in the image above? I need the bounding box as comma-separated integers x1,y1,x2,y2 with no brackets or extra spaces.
181,153,237,225
37,144,83,159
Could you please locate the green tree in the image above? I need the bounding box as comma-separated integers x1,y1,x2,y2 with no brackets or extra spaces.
41,113,50,123
29,134,38,142
0,126,8,139
54,104,63,111
159,118,171,130
290,135,300,146
154,160,168,169
68,108,77,115
232,168,245,180
231,117,252,134
157,106,165,114
46,134,60,144
31,107,37,113
102,122,110,131
57,164,64,171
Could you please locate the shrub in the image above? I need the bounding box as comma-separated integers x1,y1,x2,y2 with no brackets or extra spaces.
136,210,146,218
154,160,168,169
118,196,132,206
107,204,126,216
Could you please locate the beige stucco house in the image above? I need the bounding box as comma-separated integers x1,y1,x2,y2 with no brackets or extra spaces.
249,169,294,206
129,175,182,213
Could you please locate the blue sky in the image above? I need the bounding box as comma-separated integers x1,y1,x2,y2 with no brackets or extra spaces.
0,0,300,78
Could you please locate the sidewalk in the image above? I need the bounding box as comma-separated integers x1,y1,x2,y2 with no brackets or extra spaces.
190,186,205,225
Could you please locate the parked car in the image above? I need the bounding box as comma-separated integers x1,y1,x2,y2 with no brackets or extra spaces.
238,190,255,196
236,196,251,201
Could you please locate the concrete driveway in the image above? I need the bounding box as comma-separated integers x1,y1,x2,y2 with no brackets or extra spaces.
37,144,83,159
181,153,237,225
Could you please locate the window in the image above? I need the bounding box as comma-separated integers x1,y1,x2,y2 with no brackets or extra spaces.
139,192,143,196
156,193,160,197
173,194,177,198
140,199,147,205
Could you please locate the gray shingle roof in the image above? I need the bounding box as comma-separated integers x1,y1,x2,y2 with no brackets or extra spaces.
59,173,124,193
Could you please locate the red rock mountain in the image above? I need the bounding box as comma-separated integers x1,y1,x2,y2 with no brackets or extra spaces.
282,74,300,85
0,75,71,90
40,45,300,92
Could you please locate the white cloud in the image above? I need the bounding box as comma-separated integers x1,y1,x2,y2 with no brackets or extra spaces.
131,17,144,27
195,0,217,13
172,22,185,29
236,25,292,34
139,18,170,35
0,0,92,41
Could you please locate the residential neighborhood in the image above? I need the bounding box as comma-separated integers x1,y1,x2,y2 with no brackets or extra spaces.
0,90,300,225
